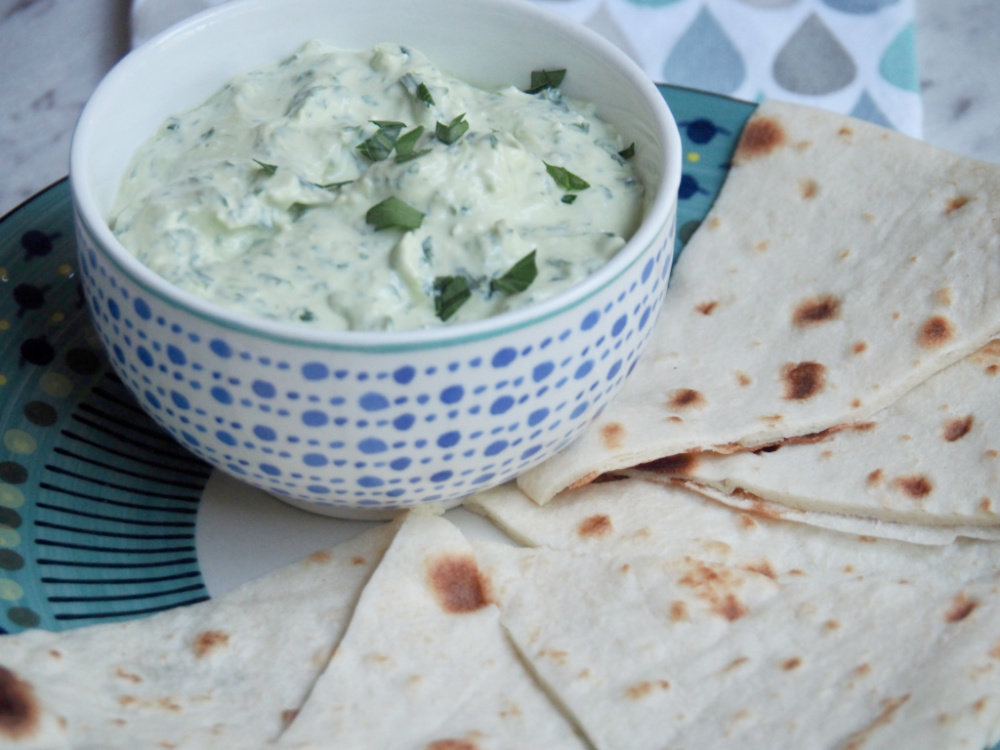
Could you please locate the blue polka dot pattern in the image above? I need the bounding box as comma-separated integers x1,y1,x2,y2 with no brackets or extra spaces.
75,199,675,515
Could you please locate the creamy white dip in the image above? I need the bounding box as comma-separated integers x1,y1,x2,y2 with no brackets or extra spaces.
110,42,644,331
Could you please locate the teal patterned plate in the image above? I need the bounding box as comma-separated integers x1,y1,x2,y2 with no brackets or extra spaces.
0,85,756,635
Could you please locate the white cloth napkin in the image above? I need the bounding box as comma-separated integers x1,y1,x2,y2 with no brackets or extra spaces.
130,0,921,136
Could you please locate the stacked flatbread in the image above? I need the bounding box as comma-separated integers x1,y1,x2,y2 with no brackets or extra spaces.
516,99,1000,544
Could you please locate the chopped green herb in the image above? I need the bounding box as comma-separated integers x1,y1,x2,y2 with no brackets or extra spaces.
357,121,406,162
253,159,278,176
436,114,469,145
561,194,578,205
394,126,430,162
545,162,590,191
491,250,538,296
315,180,354,191
299,308,315,322
366,197,425,231
526,68,566,94
434,275,472,321
618,142,636,160
371,120,406,139
289,202,311,221
417,82,435,106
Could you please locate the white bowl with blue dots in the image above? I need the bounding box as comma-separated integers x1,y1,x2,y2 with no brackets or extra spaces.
69,0,682,519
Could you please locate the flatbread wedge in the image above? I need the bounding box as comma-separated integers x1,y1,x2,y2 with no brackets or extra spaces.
517,99,1000,505
624,339,1000,542
0,523,397,749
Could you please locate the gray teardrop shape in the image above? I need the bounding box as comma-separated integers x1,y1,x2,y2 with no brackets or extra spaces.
662,7,746,95
850,89,894,129
821,0,899,14
735,0,800,7
773,12,857,95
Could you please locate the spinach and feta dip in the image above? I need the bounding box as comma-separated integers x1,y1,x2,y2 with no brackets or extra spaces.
109,42,645,331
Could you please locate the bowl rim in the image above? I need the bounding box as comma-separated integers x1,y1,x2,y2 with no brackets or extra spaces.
70,0,682,353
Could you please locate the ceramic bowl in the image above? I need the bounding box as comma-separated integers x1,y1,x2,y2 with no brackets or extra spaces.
69,0,682,519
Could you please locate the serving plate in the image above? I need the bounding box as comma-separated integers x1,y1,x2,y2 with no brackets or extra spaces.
0,84,755,636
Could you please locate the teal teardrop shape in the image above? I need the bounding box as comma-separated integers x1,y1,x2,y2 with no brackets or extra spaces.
850,90,894,129
821,0,899,13
662,7,746,95
773,12,857,95
879,22,919,92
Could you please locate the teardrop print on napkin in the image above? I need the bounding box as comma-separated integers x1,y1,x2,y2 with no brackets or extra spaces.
733,0,800,8
820,0,899,14
773,12,856,95
622,0,686,6
662,6,746,94
585,2,644,66
850,89,893,128
879,22,919,91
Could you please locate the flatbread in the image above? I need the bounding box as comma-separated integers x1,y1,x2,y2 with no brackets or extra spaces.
624,339,1000,542
517,99,1000,505
464,478,1000,581
0,523,397,749
474,538,1000,750
276,512,587,749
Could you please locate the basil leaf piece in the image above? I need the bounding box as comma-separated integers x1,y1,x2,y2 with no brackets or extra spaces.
366,197,425,231
544,162,590,191
436,114,469,145
357,121,406,162
253,159,278,176
433,275,472,321
393,125,426,159
561,194,577,205
526,68,566,94
417,82,435,106
491,250,538,296
315,180,354,191
618,142,636,160
371,120,406,139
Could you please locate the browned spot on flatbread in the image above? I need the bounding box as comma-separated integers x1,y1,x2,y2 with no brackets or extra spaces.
793,295,841,327
917,315,955,349
842,696,911,750
566,471,600,492
601,423,625,450
944,416,974,442
980,498,993,513
670,601,688,622
667,415,683,423
0,667,40,741
351,556,366,565
867,469,884,487
626,681,670,699
851,399,862,408
839,126,853,136
734,116,785,162
725,656,749,672
946,593,979,623
853,341,867,354
193,630,229,658
825,620,841,630
306,550,332,564
578,514,613,538
635,453,700,476
115,668,142,684
782,657,802,671
799,179,818,199
935,287,953,306
668,389,706,410
428,555,490,614
755,240,769,252
736,372,752,386
990,639,1000,659
781,362,826,400
708,217,722,230
855,663,872,676
696,301,718,315
858,536,877,543
739,514,757,530
946,196,972,215
428,740,479,750
679,564,748,621
744,561,777,580
851,422,876,432
894,475,933,499
988,450,1000,458
48,650,61,660
760,414,783,424
988,365,1000,376
281,709,299,727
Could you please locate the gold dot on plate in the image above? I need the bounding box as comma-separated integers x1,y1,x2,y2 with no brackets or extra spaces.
0,579,24,602
58,263,75,276
0,320,10,332
0,375,7,387
686,152,701,163
40,372,73,398
0,266,8,282
50,311,65,324
3,430,38,456
0,484,25,509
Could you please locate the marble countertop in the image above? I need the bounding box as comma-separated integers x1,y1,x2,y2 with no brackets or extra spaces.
1,0,999,218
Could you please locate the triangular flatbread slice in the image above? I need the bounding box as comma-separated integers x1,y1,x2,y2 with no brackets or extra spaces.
276,512,588,750
0,523,397,749
625,339,1000,542
475,539,1000,750
518,99,1000,505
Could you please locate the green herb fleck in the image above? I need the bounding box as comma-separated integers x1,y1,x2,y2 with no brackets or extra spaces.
394,126,430,163
315,180,354,191
561,194,577,205
436,114,469,145
417,82,435,106
545,162,590,191
526,69,566,94
299,309,315,322
253,159,278,176
366,197,425,231
618,142,635,160
434,275,472,321
358,121,406,162
491,250,538,296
